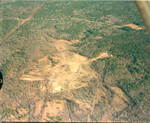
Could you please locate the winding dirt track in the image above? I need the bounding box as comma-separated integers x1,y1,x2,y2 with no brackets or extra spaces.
1,2,46,44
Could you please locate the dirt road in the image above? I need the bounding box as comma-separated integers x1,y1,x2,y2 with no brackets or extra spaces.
1,2,46,44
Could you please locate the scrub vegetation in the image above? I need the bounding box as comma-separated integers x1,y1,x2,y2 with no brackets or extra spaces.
0,1,149,122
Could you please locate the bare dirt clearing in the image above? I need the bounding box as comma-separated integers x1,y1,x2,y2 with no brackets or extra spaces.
6,108,29,122
42,100,67,122
111,87,129,102
114,23,143,30
94,36,103,39
20,36,112,93
20,36,95,93
35,100,44,116
124,23,143,30
19,36,129,122
20,75,44,81
90,51,112,62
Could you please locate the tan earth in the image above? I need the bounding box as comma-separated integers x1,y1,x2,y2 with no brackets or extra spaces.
0,2,134,122
94,36,103,39
35,100,44,116
6,108,29,122
114,23,143,30
101,95,127,122
124,23,142,30
20,36,112,94
17,36,129,122
111,86,129,102
90,51,112,62
2,33,129,122
42,100,67,122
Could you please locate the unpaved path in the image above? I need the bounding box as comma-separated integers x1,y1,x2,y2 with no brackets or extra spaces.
114,23,143,30
89,51,112,62
1,2,46,44
124,23,142,30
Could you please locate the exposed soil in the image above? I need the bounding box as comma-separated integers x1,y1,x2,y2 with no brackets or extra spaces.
16,36,129,122
20,75,44,81
114,23,143,30
20,36,112,94
20,36,93,93
111,87,129,102
42,100,67,122
6,108,29,122
89,51,112,62
35,100,44,116
94,36,103,39
124,24,143,30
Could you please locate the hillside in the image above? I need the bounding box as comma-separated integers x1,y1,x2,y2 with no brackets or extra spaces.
0,1,150,122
